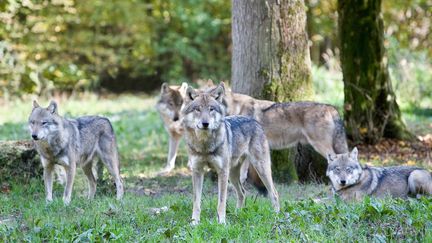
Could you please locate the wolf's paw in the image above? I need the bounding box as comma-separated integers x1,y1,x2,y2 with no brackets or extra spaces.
63,197,71,205
190,219,200,226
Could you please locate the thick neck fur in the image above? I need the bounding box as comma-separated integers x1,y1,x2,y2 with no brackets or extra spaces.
36,117,73,158
184,123,226,155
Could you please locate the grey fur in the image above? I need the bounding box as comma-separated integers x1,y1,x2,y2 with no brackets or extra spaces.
29,101,124,204
182,85,280,225
327,147,432,200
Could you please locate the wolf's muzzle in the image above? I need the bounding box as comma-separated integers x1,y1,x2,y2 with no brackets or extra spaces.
32,134,39,140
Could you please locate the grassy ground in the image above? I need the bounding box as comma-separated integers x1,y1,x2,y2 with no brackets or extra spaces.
1,94,432,241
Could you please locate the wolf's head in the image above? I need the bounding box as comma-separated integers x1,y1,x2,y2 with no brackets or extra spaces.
156,83,188,122
28,101,62,141
182,83,226,131
326,147,363,189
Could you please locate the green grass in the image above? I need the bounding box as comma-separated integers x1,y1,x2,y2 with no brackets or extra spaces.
1,94,432,241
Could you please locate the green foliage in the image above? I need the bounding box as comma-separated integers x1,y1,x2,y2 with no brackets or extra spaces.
0,0,231,97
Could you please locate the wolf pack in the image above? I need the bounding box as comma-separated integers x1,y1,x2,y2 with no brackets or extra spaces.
28,81,432,225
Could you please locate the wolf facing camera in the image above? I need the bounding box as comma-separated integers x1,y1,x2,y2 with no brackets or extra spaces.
181,84,280,225
326,147,432,200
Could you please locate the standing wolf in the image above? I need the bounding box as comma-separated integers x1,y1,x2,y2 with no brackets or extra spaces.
156,82,188,174
182,84,280,224
29,101,124,204
327,147,432,200
220,83,348,157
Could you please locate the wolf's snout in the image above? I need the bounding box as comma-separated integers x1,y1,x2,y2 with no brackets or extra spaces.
202,122,209,128
340,180,346,186
173,116,179,121
32,134,39,140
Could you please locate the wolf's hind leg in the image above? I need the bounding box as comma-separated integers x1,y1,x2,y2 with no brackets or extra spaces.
82,162,97,199
229,162,246,209
247,150,280,213
98,136,124,200
408,170,432,197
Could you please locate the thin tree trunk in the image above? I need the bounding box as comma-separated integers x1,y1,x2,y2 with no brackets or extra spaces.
232,0,325,183
338,0,413,144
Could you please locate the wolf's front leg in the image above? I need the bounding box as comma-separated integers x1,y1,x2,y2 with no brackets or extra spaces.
162,135,180,173
191,170,204,225
42,158,55,203
217,169,229,224
63,161,76,205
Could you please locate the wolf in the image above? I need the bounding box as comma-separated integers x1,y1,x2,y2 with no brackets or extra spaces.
204,82,349,191
156,82,188,174
219,83,348,156
181,84,280,224
326,147,432,200
29,101,124,204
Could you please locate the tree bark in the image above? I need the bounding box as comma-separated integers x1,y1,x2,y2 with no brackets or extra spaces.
232,0,325,183
338,0,413,144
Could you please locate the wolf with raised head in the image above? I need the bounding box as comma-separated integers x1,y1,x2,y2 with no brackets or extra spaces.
29,101,124,204
326,147,432,200
181,84,280,224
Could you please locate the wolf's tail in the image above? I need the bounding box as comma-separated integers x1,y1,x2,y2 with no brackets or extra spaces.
247,166,268,196
332,114,349,154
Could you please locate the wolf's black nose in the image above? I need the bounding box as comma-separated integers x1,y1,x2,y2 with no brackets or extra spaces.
173,116,179,121
340,180,346,185
32,134,39,140
202,122,209,128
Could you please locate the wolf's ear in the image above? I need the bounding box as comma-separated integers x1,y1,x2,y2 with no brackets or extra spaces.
350,147,358,159
327,153,336,163
179,82,188,98
207,79,214,87
33,100,40,109
185,86,198,102
210,83,225,102
47,101,58,114
161,83,169,94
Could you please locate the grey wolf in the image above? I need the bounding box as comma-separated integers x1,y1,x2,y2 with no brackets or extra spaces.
209,82,349,192
220,83,348,156
156,82,188,174
182,84,280,224
326,147,432,200
29,101,124,204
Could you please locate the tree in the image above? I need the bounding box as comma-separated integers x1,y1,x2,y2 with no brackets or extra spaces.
338,0,413,144
232,0,326,183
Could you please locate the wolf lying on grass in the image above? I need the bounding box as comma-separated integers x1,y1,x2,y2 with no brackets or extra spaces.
181,84,280,224
29,101,124,204
327,147,432,200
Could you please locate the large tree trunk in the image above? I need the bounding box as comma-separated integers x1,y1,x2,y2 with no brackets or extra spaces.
232,0,326,183
338,0,413,144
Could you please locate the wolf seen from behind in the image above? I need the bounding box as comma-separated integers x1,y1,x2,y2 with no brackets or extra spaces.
181,84,280,225
327,147,432,200
29,101,124,204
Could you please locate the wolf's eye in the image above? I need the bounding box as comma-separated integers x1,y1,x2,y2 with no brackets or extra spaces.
42,121,48,126
194,107,201,112
209,107,215,112
334,167,340,173
346,167,353,173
